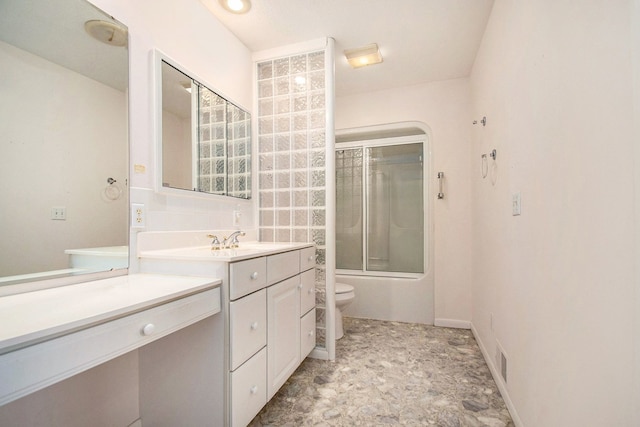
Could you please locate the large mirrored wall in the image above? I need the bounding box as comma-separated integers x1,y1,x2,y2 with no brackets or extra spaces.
256,48,332,351
160,57,251,199
0,0,129,285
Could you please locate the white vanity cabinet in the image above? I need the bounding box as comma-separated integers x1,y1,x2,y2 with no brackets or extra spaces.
227,245,316,426
137,238,316,427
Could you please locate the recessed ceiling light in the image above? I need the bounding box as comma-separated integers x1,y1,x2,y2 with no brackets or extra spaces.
344,43,383,69
219,0,251,14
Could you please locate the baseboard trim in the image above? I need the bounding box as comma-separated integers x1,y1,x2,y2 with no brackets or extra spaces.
434,318,471,329
470,323,524,427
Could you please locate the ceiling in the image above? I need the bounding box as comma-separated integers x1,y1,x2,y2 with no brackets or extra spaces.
200,0,495,97
0,0,128,91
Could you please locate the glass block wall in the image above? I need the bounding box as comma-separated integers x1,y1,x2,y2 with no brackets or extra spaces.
257,50,329,350
198,87,227,194
227,103,251,199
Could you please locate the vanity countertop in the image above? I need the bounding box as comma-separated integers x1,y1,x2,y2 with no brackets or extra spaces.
0,273,221,354
139,241,314,262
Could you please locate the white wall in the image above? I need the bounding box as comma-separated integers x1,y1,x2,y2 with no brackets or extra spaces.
90,0,255,244
0,41,128,276
335,78,473,326
470,1,637,425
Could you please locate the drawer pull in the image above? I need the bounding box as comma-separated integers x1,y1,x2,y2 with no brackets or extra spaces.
250,271,259,280
250,385,258,394
250,321,259,331
308,255,314,262
141,323,156,336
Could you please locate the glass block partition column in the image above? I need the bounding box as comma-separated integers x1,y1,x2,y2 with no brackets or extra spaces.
256,46,333,353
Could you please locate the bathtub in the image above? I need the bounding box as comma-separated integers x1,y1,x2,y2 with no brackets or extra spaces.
335,271,434,325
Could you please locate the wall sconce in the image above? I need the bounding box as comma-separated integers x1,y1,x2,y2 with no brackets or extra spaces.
344,43,383,69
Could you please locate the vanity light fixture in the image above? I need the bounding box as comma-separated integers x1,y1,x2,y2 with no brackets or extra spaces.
344,43,383,69
219,0,251,14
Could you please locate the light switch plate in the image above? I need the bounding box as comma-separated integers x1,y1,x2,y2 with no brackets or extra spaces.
512,192,521,216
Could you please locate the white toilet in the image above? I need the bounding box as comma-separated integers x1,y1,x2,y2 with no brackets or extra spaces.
335,282,355,340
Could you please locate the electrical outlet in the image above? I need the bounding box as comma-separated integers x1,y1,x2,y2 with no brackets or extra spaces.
132,203,145,228
51,207,66,220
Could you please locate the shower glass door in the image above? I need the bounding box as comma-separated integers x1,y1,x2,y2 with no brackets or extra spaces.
336,140,424,275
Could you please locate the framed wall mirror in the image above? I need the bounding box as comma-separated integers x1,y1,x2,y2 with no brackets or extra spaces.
155,51,252,199
0,0,129,287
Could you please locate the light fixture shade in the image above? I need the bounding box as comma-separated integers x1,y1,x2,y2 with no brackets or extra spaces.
344,43,383,68
219,0,251,14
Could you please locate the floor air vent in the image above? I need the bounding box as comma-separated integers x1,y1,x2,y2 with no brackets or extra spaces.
496,341,507,384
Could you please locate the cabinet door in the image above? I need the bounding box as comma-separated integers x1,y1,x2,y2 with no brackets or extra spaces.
299,269,315,315
230,257,267,300
231,347,267,427
267,275,300,400
299,246,316,272
229,289,267,371
300,308,316,360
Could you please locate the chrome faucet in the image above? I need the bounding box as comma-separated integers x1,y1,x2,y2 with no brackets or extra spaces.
207,234,221,251
223,230,245,249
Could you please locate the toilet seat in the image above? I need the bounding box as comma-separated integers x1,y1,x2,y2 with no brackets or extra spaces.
336,283,354,294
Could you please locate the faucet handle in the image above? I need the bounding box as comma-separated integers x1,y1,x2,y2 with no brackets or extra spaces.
207,234,221,250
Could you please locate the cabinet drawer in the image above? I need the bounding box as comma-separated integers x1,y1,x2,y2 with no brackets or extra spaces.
230,257,267,300
0,288,220,406
230,289,267,371
299,246,316,272
267,250,300,285
231,347,267,427
300,308,316,360
299,269,316,315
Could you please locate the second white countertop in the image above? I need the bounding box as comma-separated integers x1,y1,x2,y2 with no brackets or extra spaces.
0,273,221,354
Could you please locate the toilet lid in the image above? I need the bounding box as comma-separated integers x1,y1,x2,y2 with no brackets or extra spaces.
336,282,354,294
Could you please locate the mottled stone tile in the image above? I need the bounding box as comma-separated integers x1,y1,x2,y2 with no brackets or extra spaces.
249,318,514,426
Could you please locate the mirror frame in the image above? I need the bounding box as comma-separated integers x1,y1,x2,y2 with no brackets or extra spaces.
152,49,252,200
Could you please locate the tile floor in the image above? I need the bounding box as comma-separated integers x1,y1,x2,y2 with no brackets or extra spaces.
250,317,514,426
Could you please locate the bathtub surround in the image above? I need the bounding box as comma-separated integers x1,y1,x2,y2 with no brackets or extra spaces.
250,317,513,426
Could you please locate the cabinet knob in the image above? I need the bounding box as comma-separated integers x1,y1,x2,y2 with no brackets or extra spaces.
308,330,314,337
250,271,259,280
308,255,314,262
141,323,155,336
250,321,259,331
308,288,315,294
298,284,303,290
250,385,258,394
